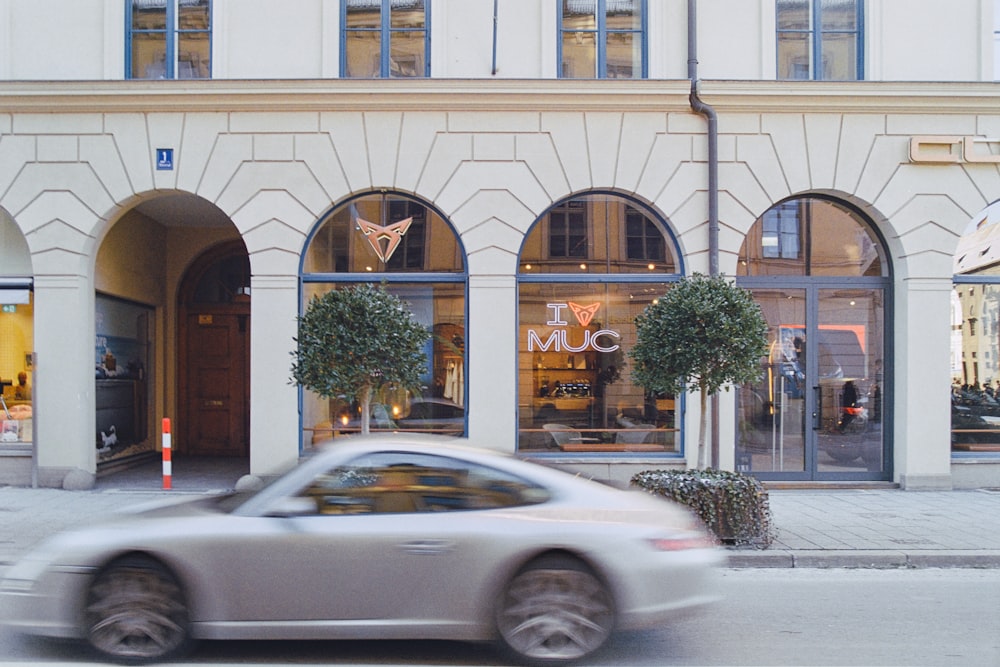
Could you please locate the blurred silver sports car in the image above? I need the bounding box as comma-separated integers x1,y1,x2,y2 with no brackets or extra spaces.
1,435,723,665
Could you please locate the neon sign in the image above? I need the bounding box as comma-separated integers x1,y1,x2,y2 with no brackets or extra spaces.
527,303,621,353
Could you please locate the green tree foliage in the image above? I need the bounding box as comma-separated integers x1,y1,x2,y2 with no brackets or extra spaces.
629,274,768,468
290,283,430,435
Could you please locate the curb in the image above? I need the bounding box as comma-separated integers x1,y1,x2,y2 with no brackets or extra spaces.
726,549,1000,569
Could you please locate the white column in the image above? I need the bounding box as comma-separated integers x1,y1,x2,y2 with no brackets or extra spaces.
466,274,518,452
895,277,953,489
32,274,97,488
248,274,301,478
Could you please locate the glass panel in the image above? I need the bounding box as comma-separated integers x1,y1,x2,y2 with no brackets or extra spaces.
300,282,465,448
345,0,381,78
0,291,33,444
131,32,167,79
809,200,882,276
604,31,639,79
562,0,596,78
563,0,597,24
389,0,425,77
736,289,807,474
562,31,597,78
132,0,167,29
739,202,806,276
815,289,885,473
131,0,167,80
776,0,811,30
739,198,883,277
178,0,209,29
518,282,678,453
605,1,640,30
777,32,811,80
303,195,463,274
345,31,381,77
177,0,210,79
951,283,1000,453
95,295,154,463
520,194,677,275
390,0,424,29
178,33,210,79
820,0,857,31
819,30,857,80
389,30,424,77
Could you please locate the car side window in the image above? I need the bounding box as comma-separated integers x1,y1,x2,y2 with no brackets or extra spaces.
297,452,550,515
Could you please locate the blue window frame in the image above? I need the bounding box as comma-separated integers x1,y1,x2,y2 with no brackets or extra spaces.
776,0,863,81
559,0,647,79
342,0,430,78
126,0,211,79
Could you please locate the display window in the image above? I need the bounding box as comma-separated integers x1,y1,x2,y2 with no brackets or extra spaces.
300,193,466,449
1,210,34,446
95,295,154,462
518,193,682,454
0,288,33,445
952,201,1000,455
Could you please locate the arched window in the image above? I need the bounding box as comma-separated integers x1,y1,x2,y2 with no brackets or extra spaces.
300,193,466,449
952,200,1000,455
736,195,891,481
517,192,682,454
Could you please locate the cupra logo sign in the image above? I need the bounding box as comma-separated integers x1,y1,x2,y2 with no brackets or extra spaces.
356,216,414,263
527,303,621,353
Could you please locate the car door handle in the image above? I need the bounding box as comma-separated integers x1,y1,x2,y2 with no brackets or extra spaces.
398,539,454,555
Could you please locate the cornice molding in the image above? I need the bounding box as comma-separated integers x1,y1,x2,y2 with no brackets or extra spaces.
0,79,996,116
0,79,694,114
697,80,1000,114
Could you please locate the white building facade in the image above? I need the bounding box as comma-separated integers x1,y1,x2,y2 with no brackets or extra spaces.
0,0,998,490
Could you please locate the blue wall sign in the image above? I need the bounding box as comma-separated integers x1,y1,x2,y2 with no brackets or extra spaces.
156,148,174,171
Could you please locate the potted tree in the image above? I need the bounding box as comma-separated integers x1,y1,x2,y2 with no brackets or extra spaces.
628,273,774,547
290,283,430,435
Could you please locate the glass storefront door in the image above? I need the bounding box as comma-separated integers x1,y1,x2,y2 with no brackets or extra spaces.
737,286,887,480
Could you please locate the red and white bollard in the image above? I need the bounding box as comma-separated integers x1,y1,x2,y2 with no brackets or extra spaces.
162,418,172,490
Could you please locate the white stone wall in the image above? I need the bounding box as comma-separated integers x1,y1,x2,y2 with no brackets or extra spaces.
0,0,993,82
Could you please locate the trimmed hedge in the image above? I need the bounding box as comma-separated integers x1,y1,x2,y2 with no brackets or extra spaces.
631,469,774,549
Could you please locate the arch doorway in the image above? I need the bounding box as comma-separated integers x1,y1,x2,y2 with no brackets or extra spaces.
178,241,250,457
736,196,891,481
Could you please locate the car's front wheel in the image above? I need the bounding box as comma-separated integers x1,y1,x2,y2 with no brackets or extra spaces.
84,555,192,664
495,554,614,665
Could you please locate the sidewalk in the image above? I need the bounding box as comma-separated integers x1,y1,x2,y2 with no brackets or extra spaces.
732,487,1000,568
2,458,1000,569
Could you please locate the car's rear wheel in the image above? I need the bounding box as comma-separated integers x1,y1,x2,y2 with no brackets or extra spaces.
84,555,191,664
495,554,614,665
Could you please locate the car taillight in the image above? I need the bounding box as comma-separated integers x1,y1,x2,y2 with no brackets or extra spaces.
647,534,717,551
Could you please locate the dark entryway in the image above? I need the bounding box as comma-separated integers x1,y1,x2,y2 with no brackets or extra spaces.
178,241,250,457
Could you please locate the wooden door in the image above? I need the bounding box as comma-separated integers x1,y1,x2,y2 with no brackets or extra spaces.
182,311,249,456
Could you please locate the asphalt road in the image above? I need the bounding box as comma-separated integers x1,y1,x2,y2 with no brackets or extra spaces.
2,568,997,666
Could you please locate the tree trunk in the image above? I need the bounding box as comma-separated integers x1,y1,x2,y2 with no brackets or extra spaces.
359,384,372,435
698,386,709,469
